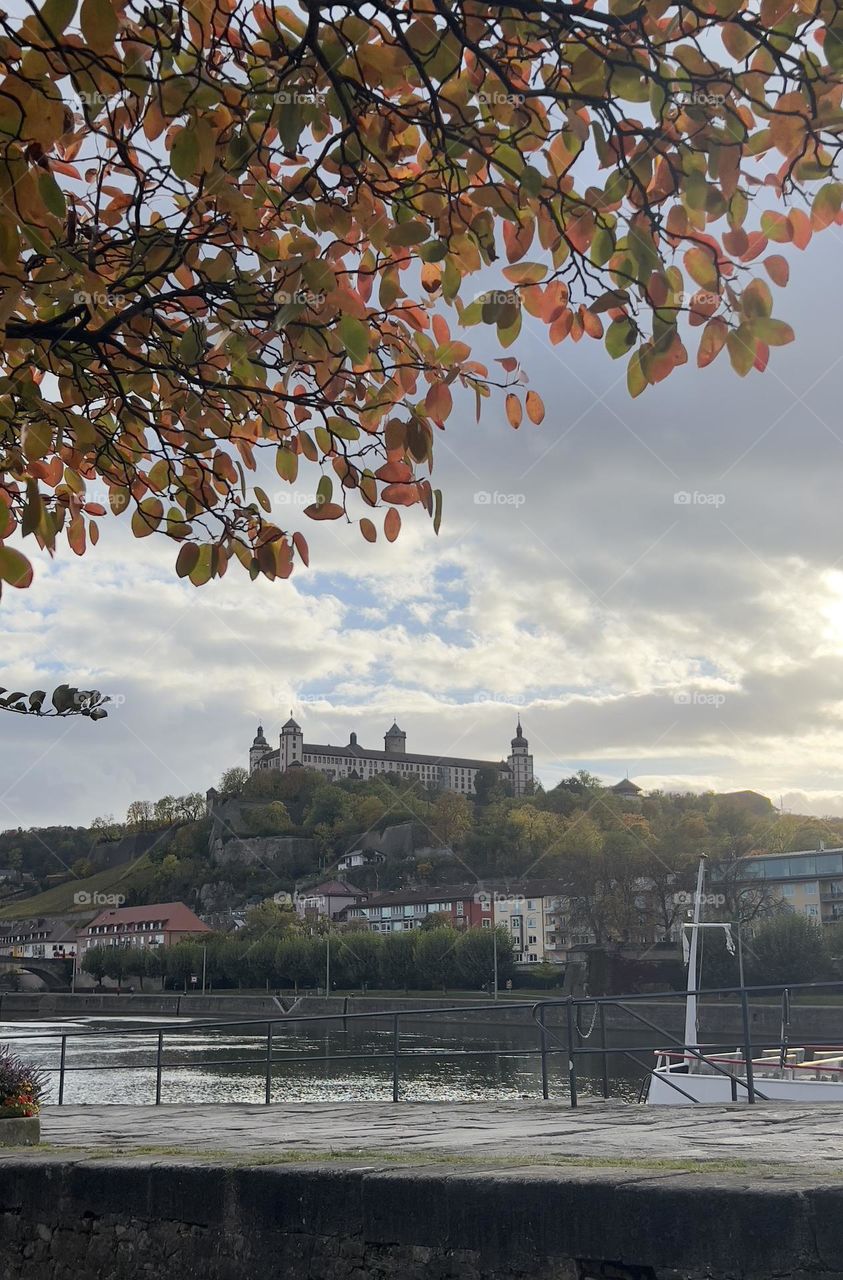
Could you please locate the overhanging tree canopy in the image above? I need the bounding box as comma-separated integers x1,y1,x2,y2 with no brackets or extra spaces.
0,0,841,596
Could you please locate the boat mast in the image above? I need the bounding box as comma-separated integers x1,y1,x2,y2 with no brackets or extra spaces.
683,855,707,1055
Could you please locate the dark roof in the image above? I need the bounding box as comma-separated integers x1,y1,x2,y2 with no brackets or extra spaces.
386,722,405,735
511,718,527,747
612,778,642,795
282,717,301,731
0,916,87,944
302,743,510,770
300,880,366,898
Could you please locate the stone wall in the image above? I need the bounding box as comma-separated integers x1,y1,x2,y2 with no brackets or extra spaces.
1,1157,841,1280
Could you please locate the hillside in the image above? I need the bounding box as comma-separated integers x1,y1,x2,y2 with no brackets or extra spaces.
0,855,156,920
4,765,843,929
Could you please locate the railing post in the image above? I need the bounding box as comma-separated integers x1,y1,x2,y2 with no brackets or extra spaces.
391,1014,400,1103
538,1005,549,1100
598,1004,609,1100
155,1030,163,1105
566,997,578,1108
58,1034,66,1106
739,987,756,1104
265,1022,273,1105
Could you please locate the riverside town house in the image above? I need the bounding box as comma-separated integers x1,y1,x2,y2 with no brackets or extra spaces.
249,716,535,797
75,902,211,970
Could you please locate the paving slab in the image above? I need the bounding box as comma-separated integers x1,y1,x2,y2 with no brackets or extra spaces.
27,1099,843,1170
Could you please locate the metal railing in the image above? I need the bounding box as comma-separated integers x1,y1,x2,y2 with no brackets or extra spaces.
3,980,842,1107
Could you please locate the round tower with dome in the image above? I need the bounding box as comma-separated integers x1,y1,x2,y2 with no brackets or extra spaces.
249,725,271,772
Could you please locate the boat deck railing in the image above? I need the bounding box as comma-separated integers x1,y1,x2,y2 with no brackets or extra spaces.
2,979,843,1107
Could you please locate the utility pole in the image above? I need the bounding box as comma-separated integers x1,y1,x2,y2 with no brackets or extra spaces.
201,945,207,993
493,926,499,1001
326,932,330,995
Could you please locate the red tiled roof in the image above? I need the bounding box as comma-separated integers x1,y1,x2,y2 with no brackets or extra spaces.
83,901,211,933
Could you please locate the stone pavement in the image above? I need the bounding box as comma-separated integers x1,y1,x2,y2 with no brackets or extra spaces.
35,1099,843,1169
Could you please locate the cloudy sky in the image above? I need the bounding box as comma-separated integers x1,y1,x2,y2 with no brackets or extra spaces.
3,230,843,832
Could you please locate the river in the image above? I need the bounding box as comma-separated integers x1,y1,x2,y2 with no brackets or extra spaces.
0,1013,656,1106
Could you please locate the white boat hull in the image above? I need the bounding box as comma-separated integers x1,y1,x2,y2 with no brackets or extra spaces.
648,1065,843,1105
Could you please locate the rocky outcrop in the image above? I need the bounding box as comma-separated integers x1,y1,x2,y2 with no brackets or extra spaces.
210,834,313,867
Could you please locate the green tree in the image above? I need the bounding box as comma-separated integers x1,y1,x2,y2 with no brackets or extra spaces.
242,899,298,939
218,767,249,799
243,802,294,837
276,936,318,996
80,945,107,986
164,942,203,993
747,915,832,987
415,927,459,993
456,926,515,989
378,931,417,992
140,947,162,992
101,944,135,993
431,793,473,849
333,933,382,989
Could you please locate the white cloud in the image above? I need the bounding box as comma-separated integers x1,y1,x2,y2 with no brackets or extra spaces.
3,239,843,827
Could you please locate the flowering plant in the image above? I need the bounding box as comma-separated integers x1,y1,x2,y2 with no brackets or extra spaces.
0,1044,47,1119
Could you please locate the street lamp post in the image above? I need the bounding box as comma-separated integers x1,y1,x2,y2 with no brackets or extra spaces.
493,926,498,1001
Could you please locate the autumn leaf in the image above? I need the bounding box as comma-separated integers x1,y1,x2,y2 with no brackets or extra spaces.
525,391,545,424
0,0,836,599
0,546,33,588
763,255,789,287
338,316,370,364
384,507,401,542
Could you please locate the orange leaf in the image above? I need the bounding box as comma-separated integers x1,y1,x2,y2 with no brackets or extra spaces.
384,508,401,543
425,380,452,424
506,393,522,429
304,502,344,520
763,255,789,287
525,391,545,424
292,531,309,566
697,317,728,369
360,518,377,543
381,483,420,506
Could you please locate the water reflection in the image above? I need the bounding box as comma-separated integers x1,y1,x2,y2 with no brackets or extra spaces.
0,1014,649,1106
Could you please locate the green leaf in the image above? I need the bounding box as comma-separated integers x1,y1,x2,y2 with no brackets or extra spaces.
21,420,52,460
338,315,369,364
754,317,794,346
0,545,33,588
35,0,77,36
80,0,117,51
38,171,66,218
175,544,200,579
627,349,647,397
171,126,199,180
605,318,636,359
275,447,298,483
386,222,430,247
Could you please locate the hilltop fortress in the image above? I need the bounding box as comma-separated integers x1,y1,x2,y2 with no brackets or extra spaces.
249,716,534,796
